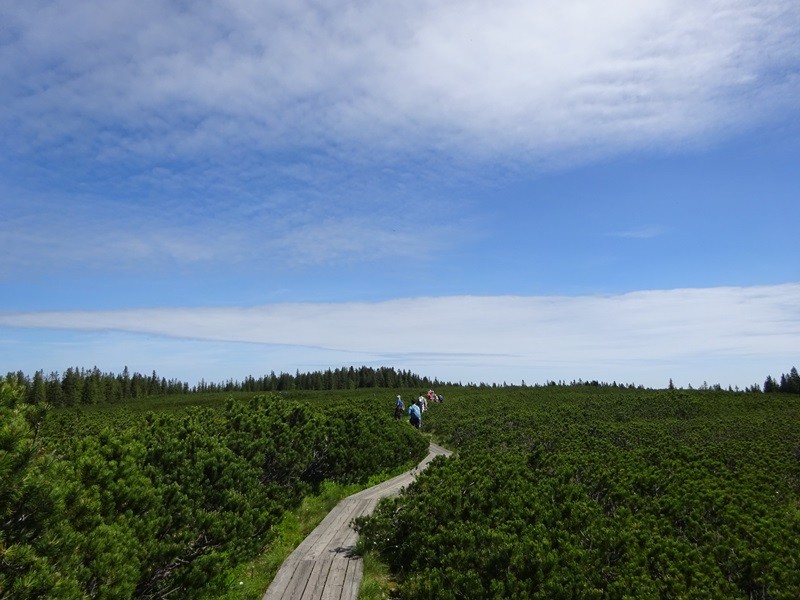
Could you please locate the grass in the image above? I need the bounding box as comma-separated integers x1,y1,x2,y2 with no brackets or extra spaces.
358,551,399,600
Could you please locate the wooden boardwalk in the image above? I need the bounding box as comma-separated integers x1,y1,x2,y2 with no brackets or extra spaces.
262,442,452,600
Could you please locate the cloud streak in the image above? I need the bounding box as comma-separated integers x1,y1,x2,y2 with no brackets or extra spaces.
2,284,797,378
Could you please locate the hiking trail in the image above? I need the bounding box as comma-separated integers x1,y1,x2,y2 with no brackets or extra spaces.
262,442,452,600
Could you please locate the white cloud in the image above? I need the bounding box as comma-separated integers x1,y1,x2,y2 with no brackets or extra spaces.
1,284,797,387
3,0,798,166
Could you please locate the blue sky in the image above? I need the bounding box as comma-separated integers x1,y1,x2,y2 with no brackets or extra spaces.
1,0,799,389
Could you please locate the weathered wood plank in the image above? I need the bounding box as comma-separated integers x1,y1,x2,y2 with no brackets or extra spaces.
318,556,347,600
341,555,363,600
301,554,335,600
301,498,361,562
279,559,315,600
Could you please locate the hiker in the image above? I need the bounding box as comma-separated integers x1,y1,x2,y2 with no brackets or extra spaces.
408,398,422,429
418,394,427,412
394,395,404,419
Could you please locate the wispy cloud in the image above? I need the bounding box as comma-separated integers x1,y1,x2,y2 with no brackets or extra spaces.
2,284,797,387
605,226,663,239
0,182,466,274
267,216,435,267
2,1,798,167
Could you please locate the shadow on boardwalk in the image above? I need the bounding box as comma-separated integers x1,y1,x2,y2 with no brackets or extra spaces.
262,442,452,600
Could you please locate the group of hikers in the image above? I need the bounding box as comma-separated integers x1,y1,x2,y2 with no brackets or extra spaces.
393,389,444,429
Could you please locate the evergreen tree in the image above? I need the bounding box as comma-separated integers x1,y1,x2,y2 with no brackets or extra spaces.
0,377,81,597
29,370,47,405
787,367,800,394
120,365,132,399
81,367,103,405
44,372,63,407
61,367,82,406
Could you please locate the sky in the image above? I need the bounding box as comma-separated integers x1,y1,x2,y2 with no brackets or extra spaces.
1,0,799,390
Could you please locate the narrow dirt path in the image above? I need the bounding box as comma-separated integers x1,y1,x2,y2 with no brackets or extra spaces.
262,442,452,600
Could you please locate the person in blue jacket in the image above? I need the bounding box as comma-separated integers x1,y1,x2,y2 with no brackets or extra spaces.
408,398,422,429
394,395,405,419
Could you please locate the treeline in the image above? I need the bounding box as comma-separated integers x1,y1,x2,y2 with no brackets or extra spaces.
4,364,797,409
764,366,800,394
0,378,428,599
4,366,448,407
201,366,446,393
4,366,189,407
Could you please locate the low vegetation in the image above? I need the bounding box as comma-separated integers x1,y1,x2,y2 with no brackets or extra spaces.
356,385,800,599
3,366,799,598
1,381,427,599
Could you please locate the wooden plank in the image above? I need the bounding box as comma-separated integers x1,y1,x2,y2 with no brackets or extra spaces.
341,555,364,600
319,555,347,600
305,497,365,561
301,554,334,600
278,559,315,600
292,502,349,555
